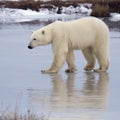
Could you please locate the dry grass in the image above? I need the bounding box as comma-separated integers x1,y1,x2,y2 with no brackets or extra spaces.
1,0,41,11
0,0,120,17
0,0,83,9
91,3,110,17
109,0,120,13
0,109,49,120
0,0,92,10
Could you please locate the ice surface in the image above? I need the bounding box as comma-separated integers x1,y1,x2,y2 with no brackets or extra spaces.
0,2,120,119
0,17,120,119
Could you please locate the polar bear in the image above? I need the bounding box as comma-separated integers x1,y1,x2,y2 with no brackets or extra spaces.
28,17,110,73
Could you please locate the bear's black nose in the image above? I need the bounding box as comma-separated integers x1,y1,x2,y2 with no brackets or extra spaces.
28,46,33,49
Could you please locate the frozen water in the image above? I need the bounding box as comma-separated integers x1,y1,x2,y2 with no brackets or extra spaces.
0,17,120,119
0,3,120,119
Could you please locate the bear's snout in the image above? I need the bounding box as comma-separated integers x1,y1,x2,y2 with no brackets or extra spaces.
28,45,33,49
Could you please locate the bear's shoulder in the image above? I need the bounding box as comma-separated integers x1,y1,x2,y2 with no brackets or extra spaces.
51,21,66,31
52,21,65,26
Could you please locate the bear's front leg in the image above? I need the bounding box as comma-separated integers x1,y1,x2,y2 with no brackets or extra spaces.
41,48,68,74
65,50,76,73
41,64,61,74
41,69,58,74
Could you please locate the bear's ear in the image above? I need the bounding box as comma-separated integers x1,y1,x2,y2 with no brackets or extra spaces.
42,30,45,35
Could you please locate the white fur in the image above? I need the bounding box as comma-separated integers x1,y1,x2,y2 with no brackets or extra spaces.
28,17,110,73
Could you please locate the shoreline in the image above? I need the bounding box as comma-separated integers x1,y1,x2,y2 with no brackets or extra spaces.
0,0,120,14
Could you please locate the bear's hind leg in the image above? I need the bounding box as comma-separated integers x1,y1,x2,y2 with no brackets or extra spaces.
94,52,109,72
65,50,76,73
82,47,95,71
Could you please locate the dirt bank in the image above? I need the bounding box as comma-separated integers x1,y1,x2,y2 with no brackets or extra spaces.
0,0,120,16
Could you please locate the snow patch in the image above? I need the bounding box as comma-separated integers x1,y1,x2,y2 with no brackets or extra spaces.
110,13,120,22
61,4,92,15
0,4,92,23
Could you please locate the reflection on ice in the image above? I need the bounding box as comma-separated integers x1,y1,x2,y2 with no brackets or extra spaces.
82,72,109,109
51,72,109,110
28,72,109,118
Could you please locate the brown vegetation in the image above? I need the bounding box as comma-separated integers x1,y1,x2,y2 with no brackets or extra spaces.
0,0,41,11
109,0,120,13
91,2,110,17
91,0,120,17
0,0,120,17
0,0,92,10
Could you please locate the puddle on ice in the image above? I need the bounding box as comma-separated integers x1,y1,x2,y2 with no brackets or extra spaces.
0,16,120,119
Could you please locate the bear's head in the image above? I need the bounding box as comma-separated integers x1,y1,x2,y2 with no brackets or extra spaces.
28,27,52,49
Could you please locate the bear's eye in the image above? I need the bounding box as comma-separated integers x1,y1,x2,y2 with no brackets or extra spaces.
42,30,45,35
33,38,36,41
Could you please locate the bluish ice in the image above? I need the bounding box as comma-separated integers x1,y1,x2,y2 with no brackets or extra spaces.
0,5,120,119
